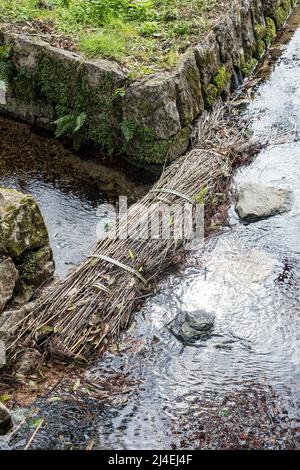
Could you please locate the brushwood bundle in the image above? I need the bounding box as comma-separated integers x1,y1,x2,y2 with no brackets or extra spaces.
5,103,251,367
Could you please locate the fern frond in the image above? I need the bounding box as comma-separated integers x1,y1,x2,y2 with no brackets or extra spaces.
53,111,87,141
53,114,76,138
74,112,87,133
120,120,136,142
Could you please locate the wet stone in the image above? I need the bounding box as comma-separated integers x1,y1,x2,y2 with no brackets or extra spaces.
15,349,42,376
0,256,19,314
0,402,12,436
169,309,215,345
235,183,292,222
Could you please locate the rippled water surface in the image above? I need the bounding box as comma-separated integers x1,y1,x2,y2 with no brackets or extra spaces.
90,18,300,449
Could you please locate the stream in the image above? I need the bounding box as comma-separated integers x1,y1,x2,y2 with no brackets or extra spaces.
1,8,300,451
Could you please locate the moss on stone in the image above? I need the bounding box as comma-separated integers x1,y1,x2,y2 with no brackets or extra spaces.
273,1,292,29
212,64,231,92
256,39,266,59
13,65,36,101
254,22,266,40
263,17,277,47
124,126,190,164
0,192,49,258
20,249,42,278
36,49,123,154
274,6,288,28
0,41,12,84
19,246,51,283
202,65,231,107
241,58,258,77
205,83,218,107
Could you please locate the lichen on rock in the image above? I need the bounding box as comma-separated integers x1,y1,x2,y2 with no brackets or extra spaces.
0,187,55,316
0,187,49,258
0,256,18,313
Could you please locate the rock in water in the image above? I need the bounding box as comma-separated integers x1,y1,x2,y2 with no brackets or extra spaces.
236,183,292,222
169,309,215,345
0,257,19,313
0,187,49,257
0,402,12,435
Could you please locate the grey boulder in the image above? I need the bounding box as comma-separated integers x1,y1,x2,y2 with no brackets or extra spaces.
236,183,292,222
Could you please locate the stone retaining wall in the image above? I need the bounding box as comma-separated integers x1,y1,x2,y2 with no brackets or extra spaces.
0,0,298,165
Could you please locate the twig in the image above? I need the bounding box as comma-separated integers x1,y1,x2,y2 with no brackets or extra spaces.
24,418,44,450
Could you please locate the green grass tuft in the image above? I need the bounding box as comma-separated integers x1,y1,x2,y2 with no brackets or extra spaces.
0,0,222,73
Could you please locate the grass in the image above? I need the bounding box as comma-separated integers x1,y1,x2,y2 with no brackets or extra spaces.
0,0,222,75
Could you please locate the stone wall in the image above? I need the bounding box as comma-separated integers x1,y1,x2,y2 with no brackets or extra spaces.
0,0,298,165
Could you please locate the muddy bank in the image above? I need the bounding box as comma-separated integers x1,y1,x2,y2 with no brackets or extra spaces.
0,0,298,164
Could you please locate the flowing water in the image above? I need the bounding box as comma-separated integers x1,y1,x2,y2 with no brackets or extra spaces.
1,9,300,451
88,15,300,449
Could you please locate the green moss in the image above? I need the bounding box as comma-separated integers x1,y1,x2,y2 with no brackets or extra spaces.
202,65,231,107
254,22,266,40
20,251,39,278
204,83,218,107
263,17,277,47
0,194,48,257
212,64,231,92
0,42,13,83
13,65,36,101
241,58,258,77
256,39,266,59
274,6,287,28
36,49,123,154
19,246,48,282
123,125,189,164
273,1,291,29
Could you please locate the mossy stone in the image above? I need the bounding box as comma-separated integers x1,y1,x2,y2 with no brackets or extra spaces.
0,188,49,258
241,58,258,77
263,17,277,47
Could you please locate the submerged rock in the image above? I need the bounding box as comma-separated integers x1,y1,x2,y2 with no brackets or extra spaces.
236,183,292,222
0,257,19,314
169,309,215,345
0,402,12,435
